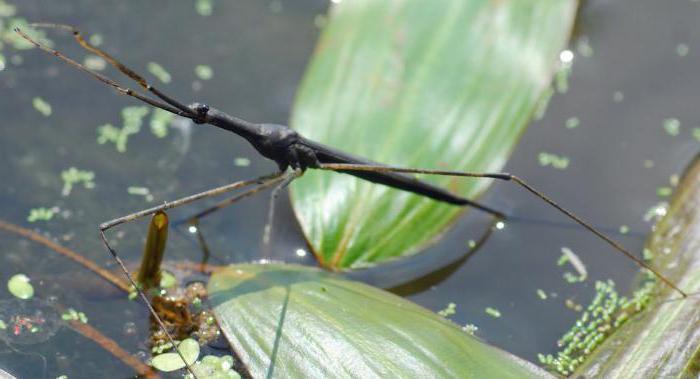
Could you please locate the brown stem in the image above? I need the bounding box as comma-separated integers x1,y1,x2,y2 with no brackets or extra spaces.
0,219,129,292
0,219,159,376
67,319,159,378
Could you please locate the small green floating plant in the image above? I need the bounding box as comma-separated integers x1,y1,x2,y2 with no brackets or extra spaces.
61,167,95,196
538,276,656,376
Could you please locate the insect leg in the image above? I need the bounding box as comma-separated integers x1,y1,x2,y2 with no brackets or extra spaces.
318,163,687,298
98,171,281,378
180,175,289,266
263,169,303,246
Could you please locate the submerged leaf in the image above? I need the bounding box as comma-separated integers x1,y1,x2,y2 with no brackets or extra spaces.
209,263,553,378
290,0,577,269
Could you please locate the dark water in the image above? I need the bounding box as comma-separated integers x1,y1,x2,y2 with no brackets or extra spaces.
0,0,698,377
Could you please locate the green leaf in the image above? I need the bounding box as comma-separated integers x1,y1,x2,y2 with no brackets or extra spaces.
151,338,199,372
208,263,553,378
572,157,700,378
289,0,577,269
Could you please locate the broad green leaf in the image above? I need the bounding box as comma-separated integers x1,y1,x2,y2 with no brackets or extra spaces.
290,0,577,269
208,263,554,379
572,157,700,378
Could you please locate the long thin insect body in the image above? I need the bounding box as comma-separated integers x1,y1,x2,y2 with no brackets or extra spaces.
14,23,689,377
298,138,506,215
15,25,501,216
15,24,686,295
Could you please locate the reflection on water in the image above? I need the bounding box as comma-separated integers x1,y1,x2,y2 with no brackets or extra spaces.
1,0,699,376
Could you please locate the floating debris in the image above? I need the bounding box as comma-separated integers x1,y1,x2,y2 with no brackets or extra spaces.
152,341,174,355
127,186,154,202
61,308,88,324
97,106,149,152
538,152,570,170
0,298,62,345
186,355,241,379
27,207,56,222
147,62,171,84
127,186,149,196
619,225,630,234
565,117,580,129
61,167,95,196
539,279,655,376
613,91,624,103
662,118,681,136
8,274,34,300
676,43,689,57
693,128,700,142
150,108,175,138
437,302,456,317
564,298,583,312
32,97,52,117
576,37,593,58
0,53,5,71
656,186,672,197
194,65,213,81
88,33,103,46
195,0,214,16
485,307,501,318
461,324,478,336
537,289,548,300
643,202,668,223
669,174,680,186
84,55,106,70
233,157,251,167
558,247,587,283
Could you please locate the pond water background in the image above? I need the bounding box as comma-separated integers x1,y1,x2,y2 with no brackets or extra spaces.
1,0,699,377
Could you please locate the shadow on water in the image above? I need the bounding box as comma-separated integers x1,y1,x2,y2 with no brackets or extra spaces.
1,0,699,376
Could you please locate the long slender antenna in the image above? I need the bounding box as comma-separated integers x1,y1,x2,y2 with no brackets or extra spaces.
30,23,194,115
319,163,687,298
13,27,199,121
